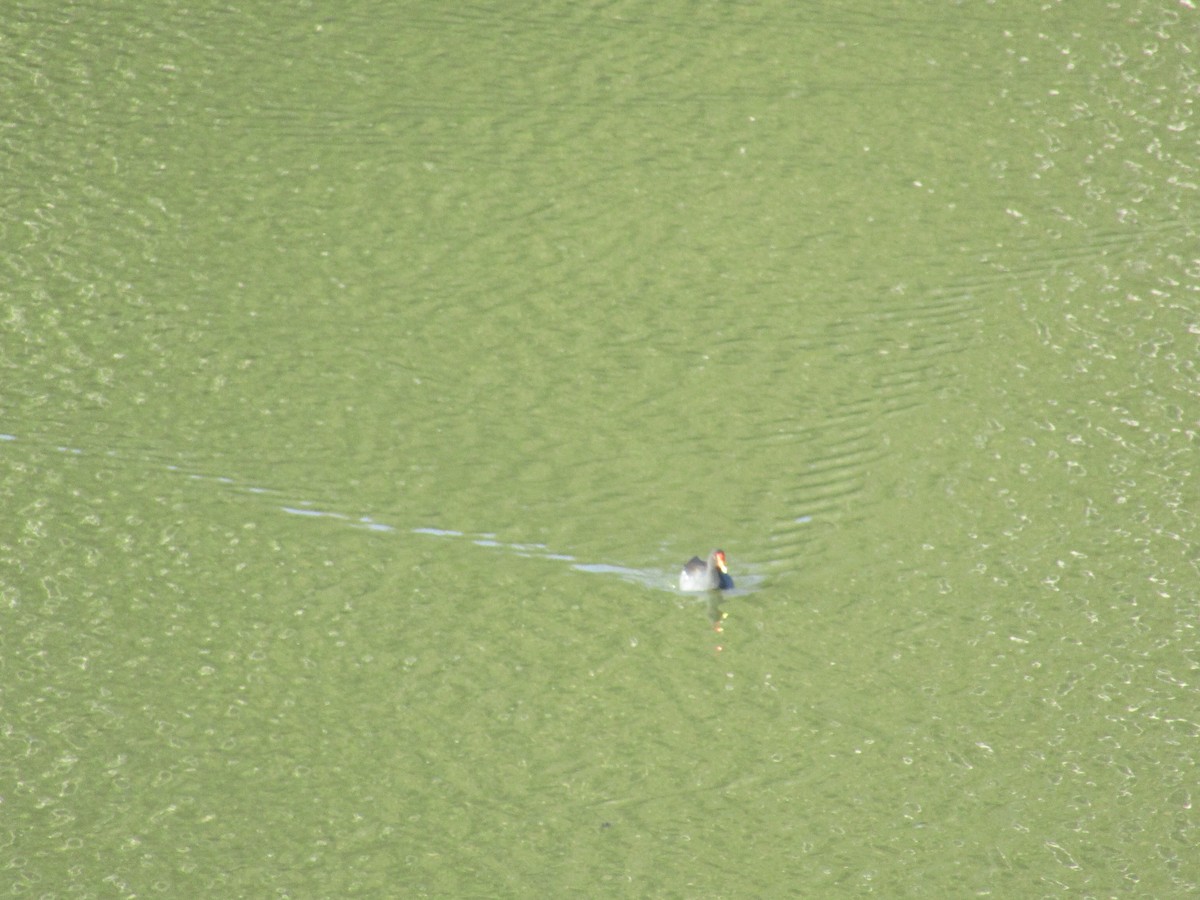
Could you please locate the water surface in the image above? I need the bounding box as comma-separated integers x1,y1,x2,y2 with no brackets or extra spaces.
3,1,1197,895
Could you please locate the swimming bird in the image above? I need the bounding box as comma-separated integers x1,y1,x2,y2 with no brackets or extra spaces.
679,549,733,591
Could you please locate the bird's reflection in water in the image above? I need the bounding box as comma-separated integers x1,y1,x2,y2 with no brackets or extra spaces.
706,595,728,633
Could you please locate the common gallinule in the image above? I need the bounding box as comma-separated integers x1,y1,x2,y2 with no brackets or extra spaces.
679,549,733,591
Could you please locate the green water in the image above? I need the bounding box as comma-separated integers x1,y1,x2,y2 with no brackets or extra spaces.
4,1,1197,896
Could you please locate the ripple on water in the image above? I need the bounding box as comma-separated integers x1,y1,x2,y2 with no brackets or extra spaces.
739,279,988,574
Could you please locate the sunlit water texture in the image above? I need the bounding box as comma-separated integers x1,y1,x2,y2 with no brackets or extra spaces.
2,1,1197,895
